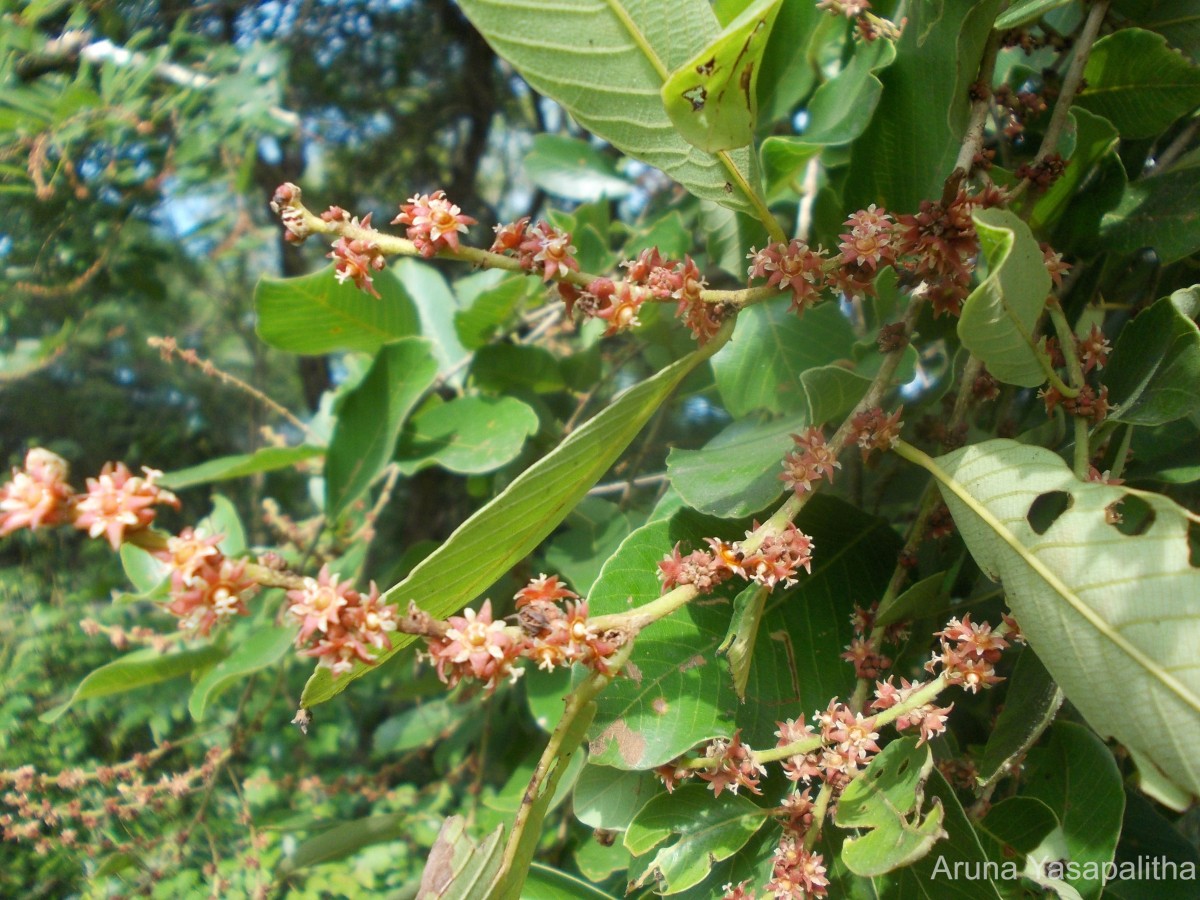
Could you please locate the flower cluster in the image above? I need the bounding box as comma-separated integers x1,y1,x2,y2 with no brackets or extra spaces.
840,603,895,681
658,525,815,595
269,182,309,243
416,575,619,692
0,450,179,549
893,190,990,318
698,731,767,797
156,528,259,636
924,613,1011,693
1078,324,1111,374
780,427,841,496
393,190,476,258
328,228,386,297
489,218,580,283
1039,383,1110,424
849,406,904,460
777,701,882,792
748,239,828,313
870,677,953,745
287,566,396,677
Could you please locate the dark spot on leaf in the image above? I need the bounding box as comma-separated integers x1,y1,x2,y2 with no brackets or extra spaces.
724,182,733,194
740,62,753,95
683,85,706,111
1188,520,1200,568
695,57,715,76
1027,491,1072,535
1108,494,1155,536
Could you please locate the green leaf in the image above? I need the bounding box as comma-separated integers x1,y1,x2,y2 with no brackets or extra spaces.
1100,168,1200,265
455,0,760,215
975,648,1062,789
254,265,420,355
1111,0,1200,61
666,411,805,518
755,0,823,123
662,0,782,152
189,623,296,721
977,796,1060,860
453,275,529,350
523,134,633,202
1076,29,1200,139
712,299,857,416
845,0,1004,212
119,544,169,596
280,813,408,874
394,258,470,382
1109,788,1200,898
1022,722,1125,900
835,738,946,877
996,0,1073,29
873,571,948,628
800,354,916,427
301,330,731,707
42,646,227,724
800,36,896,145
416,816,504,899
760,136,821,203
543,498,633,596
624,785,767,894
471,344,565,394
1104,290,1200,425
877,765,1004,898
373,700,470,757
926,438,1200,799
957,208,1052,388
523,864,620,900
325,338,438,519
573,764,662,832
394,395,538,476
718,583,769,701
199,494,246,558
158,445,323,491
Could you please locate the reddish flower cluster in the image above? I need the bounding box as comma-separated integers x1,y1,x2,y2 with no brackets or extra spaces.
780,427,841,496
1078,324,1111,374
489,218,579,282
393,190,476,258
1016,153,1066,190
658,525,815,595
697,731,766,797
838,204,897,281
269,182,308,244
870,677,953,745
156,528,259,636
577,277,645,337
1,450,180,550
418,575,619,691
893,190,987,318
287,566,395,677
995,84,1049,139
748,240,828,313
924,613,1009,693
926,503,955,539
777,700,882,792
1042,243,1071,289
972,368,1000,402
323,208,387,297
849,406,904,460
767,836,831,899
1039,383,1110,424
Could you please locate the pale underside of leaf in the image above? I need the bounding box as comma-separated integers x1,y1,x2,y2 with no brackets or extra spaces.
926,439,1200,799
455,0,757,214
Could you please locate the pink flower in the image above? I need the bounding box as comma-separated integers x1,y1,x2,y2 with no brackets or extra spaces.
422,600,522,691
747,240,827,313
328,232,385,298
167,557,258,636
155,527,223,584
849,406,904,460
780,427,840,495
698,731,766,797
768,837,829,898
72,462,179,550
838,204,895,272
287,565,355,645
519,221,579,282
0,448,73,536
393,190,476,258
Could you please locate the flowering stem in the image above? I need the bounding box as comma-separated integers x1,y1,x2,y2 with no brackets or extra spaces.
1011,0,1110,203
1108,424,1134,482
1047,299,1091,477
589,584,698,634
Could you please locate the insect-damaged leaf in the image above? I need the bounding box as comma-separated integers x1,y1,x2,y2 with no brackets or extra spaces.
662,0,783,152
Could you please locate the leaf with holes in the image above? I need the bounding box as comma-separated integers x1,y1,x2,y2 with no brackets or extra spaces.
957,208,1052,388
924,438,1200,800
662,0,782,152
624,785,767,894
834,738,946,876
455,0,760,215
